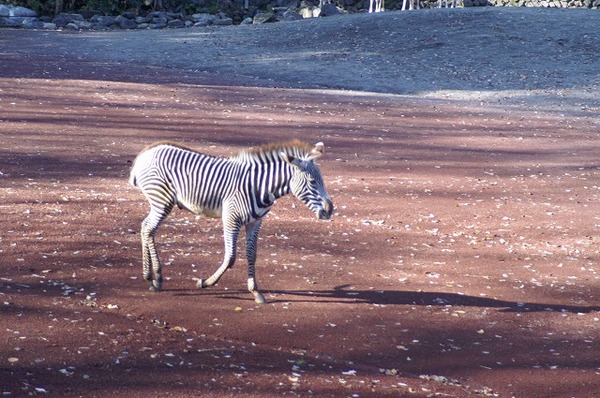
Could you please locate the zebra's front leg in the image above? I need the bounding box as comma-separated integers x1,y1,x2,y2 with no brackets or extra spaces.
245,219,265,304
196,221,240,290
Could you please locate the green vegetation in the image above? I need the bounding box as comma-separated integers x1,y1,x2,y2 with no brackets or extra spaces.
4,0,193,16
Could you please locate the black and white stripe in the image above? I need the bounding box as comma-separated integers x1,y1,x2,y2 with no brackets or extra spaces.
129,140,333,303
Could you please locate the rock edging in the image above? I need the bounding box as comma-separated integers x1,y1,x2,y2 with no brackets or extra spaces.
0,1,597,31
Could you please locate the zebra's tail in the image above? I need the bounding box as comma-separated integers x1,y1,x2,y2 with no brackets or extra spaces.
129,172,137,187
129,159,139,187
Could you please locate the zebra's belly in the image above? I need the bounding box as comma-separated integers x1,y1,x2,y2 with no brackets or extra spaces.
197,206,222,218
179,201,222,218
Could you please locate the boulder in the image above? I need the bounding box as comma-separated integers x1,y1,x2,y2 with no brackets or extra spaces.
149,11,168,19
213,17,233,25
121,11,136,19
21,17,42,29
78,20,94,29
149,19,168,28
277,0,300,7
10,5,37,17
282,10,303,20
0,17,23,27
166,12,184,20
94,15,117,27
320,3,341,15
192,13,216,25
135,15,152,23
52,13,70,27
167,18,184,27
116,15,137,29
253,11,275,23
80,9,102,19
0,10,46,28
299,7,314,17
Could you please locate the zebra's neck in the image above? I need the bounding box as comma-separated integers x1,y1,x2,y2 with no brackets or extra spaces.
231,144,310,206
247,156,293,204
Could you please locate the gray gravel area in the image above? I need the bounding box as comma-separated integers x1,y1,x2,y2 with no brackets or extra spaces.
2,7,600,111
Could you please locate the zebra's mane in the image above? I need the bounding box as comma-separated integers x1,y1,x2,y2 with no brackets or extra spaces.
142,141,196,153
142,140,314,163
232,139,314,163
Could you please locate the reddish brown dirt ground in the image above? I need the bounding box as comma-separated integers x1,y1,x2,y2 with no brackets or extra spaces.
2,42,600,398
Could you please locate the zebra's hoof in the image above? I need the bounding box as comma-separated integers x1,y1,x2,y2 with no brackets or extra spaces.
253,292,267,304
149,281,162,292
196,279,206,289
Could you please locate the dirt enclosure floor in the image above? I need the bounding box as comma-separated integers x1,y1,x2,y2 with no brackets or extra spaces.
2,8,600,398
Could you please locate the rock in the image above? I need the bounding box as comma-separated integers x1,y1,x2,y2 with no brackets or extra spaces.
282,10,303,21
21,17,42,29
94,15,117,27
68,13,85,21
213,17,233,25
277,0,300,7
150,20,168,29
0,17,22,27
116,15,137,29
78,20,94,29
80,9,102,19
52,12,85,28
135,15,152,23
166,12,184,20
320,3,341,15
191,12,207,21
167,19,184,27
121,11,136,19
299,7,314,17
152,16,168,24
240,17,253,24
192,13,216,25
52,14,70,27
42,22,57,30
149,11,167,19
0,4,42,29
253,11,275,23
10,5,37,17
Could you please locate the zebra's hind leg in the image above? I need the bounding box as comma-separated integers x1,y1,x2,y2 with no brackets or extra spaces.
196,220,240,291
245,219,266,304
141,207,172,292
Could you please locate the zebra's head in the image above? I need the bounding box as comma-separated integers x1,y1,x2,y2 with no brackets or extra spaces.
282,142,334,220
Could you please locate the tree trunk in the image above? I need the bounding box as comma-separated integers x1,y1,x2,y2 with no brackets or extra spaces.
55,0,63,15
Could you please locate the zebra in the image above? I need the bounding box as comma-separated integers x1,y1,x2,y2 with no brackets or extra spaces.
129,140,334,303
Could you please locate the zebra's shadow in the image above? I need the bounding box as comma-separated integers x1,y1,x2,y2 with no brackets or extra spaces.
176,284,600,314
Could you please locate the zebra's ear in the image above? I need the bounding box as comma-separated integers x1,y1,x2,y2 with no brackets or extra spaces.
281,152,304,169
309,142,325,159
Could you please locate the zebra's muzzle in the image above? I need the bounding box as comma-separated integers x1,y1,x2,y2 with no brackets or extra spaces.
318,198,334,220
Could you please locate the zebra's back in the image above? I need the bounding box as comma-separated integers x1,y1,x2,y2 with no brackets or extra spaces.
130,143,241,218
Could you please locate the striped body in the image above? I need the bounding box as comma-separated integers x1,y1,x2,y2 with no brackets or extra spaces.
129,140,333,303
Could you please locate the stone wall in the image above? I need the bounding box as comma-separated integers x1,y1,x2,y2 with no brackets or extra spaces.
0,0,597,31
459,0,598,6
